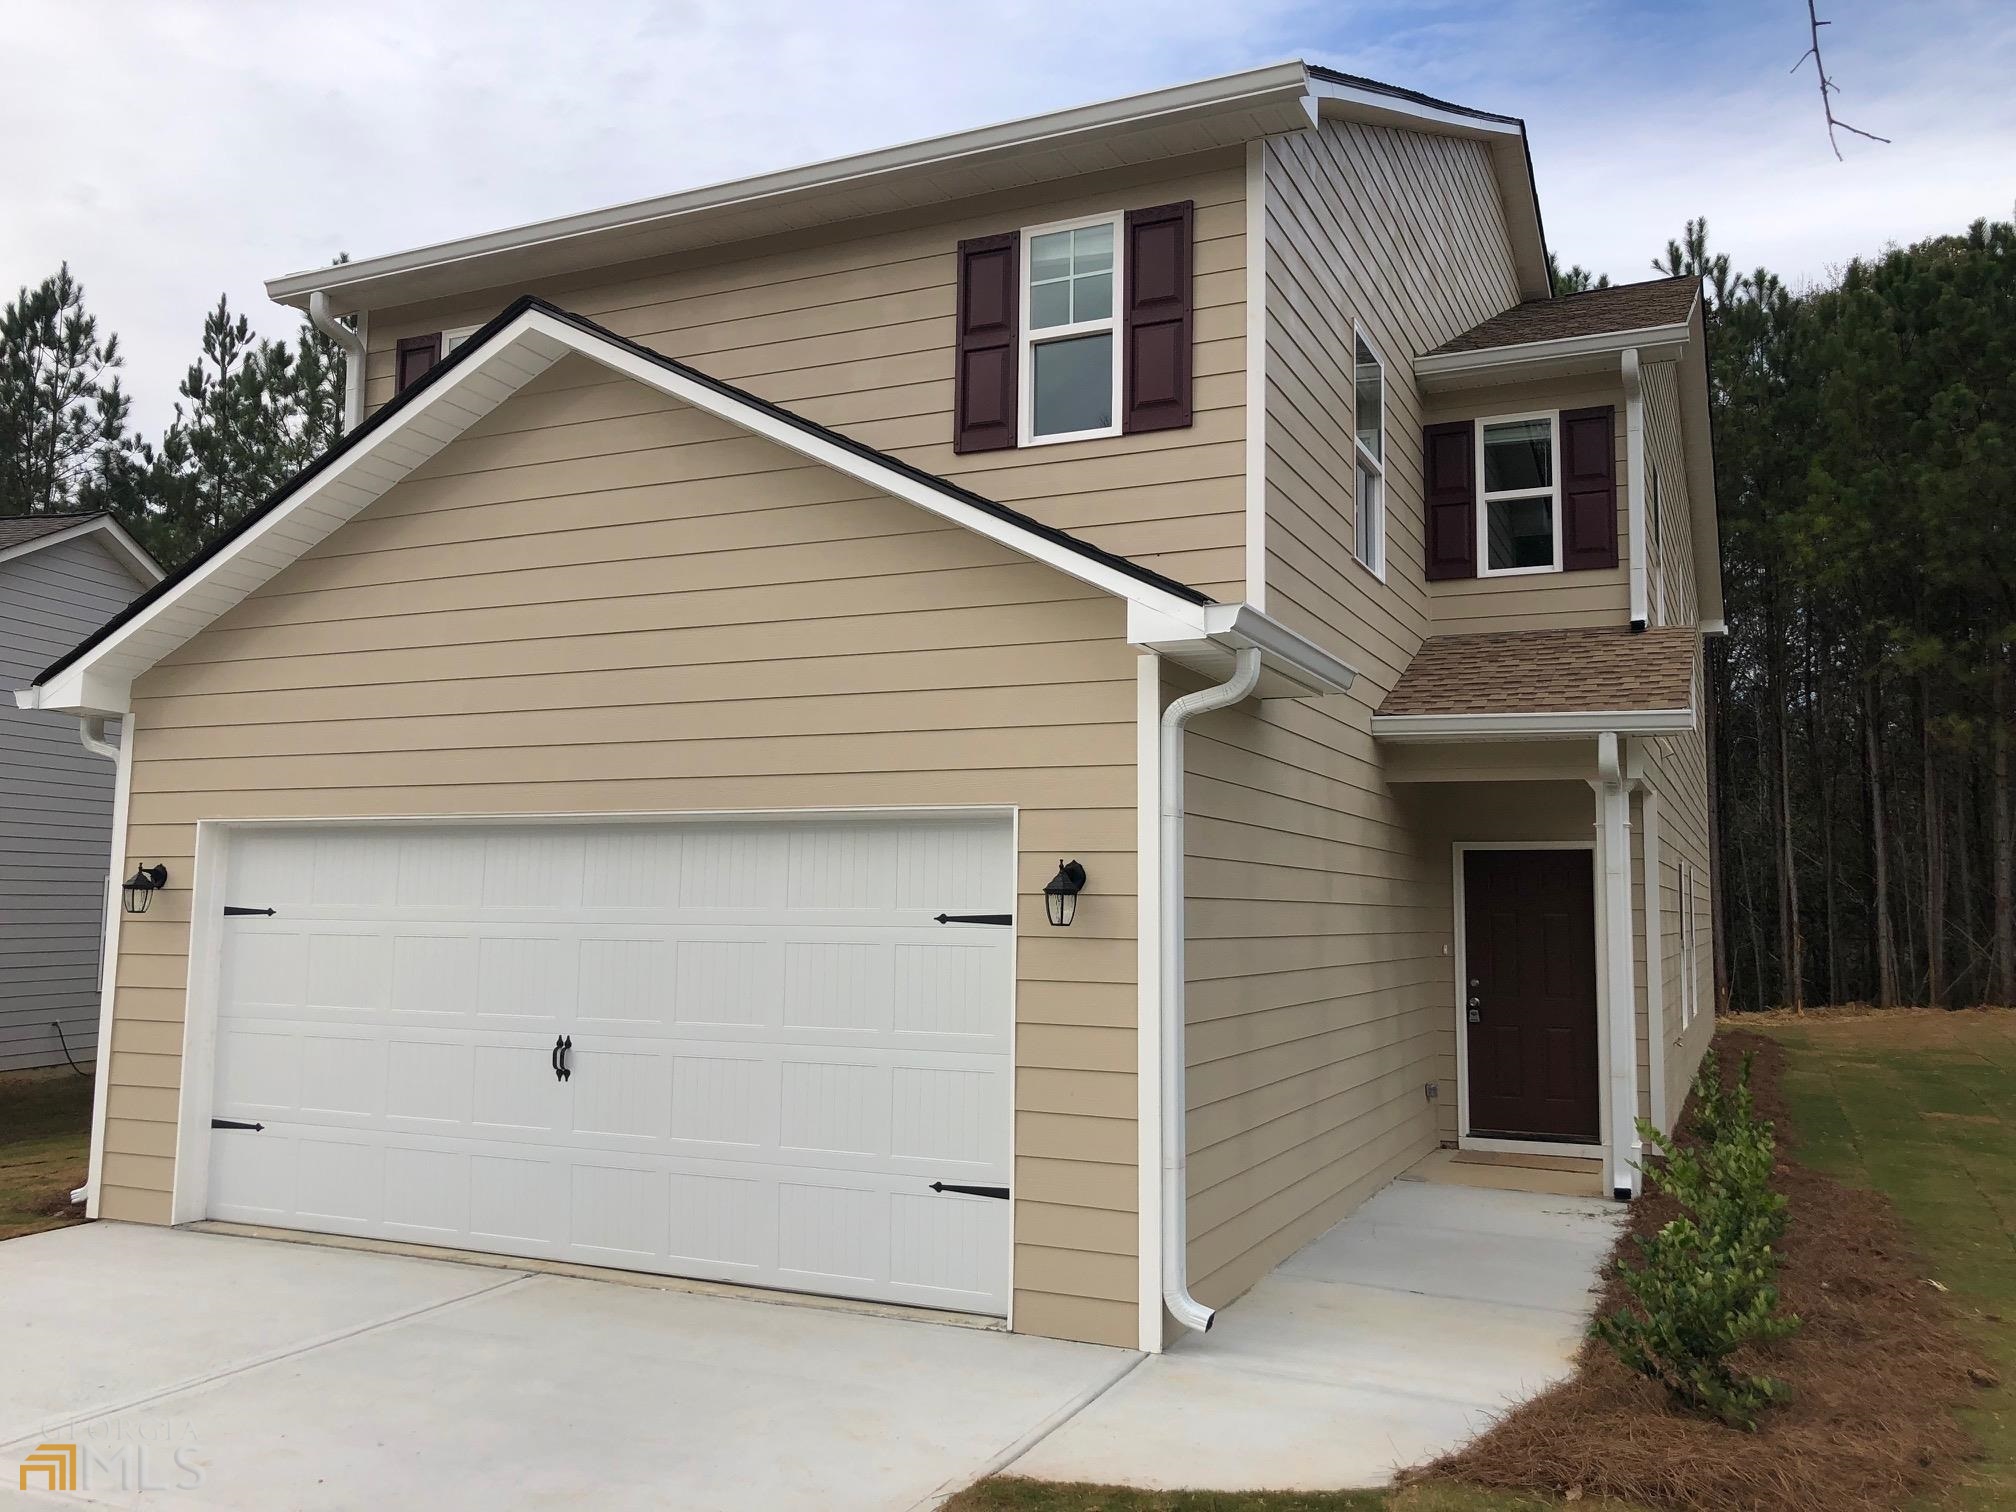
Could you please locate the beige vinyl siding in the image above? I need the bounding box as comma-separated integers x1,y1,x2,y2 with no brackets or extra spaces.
1636,365,1716,1115
361,152,1248,605
102,358,1142,1348
1261,117,1520,689
1169,118,1529,1316
1422,374,1632,635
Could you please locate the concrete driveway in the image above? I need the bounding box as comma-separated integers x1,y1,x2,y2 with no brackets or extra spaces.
0,1224,1134,1511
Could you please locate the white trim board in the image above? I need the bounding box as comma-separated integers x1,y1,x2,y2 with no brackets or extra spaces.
1374,708,1694,741
19,299,1354,719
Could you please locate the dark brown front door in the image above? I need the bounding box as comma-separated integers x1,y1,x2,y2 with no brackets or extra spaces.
1463,848,1600,1142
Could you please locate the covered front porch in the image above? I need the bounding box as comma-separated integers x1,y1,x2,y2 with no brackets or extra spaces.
1373,623,1705,1198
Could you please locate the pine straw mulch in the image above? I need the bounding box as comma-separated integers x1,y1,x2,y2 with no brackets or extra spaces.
1413,1029,1997,1512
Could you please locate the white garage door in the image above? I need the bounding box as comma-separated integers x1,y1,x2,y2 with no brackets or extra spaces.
202,816,1015,1315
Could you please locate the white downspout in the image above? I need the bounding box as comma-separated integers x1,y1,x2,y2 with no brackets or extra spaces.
308,290,367,433
74,714,127,1213
1642,786,1668,1135
1160,645,1262,1335
1596,731,1640,1199
1622,348,1648,631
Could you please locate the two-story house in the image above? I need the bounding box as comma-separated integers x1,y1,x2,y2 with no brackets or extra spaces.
16,61,1720,1353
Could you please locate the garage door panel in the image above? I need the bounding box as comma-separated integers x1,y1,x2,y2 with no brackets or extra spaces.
206,816,1015,1314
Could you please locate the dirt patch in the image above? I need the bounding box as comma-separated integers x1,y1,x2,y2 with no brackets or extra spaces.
1418,1030,1993,1512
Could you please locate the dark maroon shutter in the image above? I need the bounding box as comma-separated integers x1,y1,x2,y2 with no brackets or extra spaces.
953,232,1019,453
1122,200,1194,434
1560,405,1619,570
395,333,442,394
1423,420,1477,580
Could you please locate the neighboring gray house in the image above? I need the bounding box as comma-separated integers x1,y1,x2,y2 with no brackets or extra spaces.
1,513,161,1071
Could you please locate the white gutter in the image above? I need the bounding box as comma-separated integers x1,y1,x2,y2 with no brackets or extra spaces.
1372,707,1694,741
1595,731,1640,1199
308,291,367,433
1413,318,1691,391
1159,644,1263,1335
1622,348,1648,630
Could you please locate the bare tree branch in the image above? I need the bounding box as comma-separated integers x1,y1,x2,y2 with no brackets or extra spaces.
1794,0,1892,160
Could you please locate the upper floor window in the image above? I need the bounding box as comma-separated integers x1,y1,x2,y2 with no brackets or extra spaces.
1478,412,1560,575
1021,215,1121,444
1353,331,1385,576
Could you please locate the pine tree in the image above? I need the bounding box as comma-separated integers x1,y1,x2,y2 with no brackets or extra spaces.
0,264,132,517
1547,250,1610,294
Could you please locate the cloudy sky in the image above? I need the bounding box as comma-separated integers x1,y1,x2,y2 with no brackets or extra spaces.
5,0,2010,433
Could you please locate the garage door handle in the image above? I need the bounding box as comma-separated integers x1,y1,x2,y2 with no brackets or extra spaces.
551,1035,572,1082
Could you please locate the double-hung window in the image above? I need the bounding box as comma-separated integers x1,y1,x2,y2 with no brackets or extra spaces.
1352,331,1385,576
1020,214,1121,444
1477,412,1561,574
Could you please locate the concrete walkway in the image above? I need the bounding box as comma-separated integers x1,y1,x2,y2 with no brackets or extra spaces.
1,1179,1618,1506
1010,1180,1623,1491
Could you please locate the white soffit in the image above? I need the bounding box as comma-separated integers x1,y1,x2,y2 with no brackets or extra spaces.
1371,708,1697,742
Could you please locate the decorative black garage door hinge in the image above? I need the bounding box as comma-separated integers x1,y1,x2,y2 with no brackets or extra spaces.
929,1182,1010,1199
932,913,1012,926
223,906,277,917
210,1118,265,1131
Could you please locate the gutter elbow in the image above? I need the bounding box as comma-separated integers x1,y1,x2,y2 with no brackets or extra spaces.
308,291,367,434
78,716,118,762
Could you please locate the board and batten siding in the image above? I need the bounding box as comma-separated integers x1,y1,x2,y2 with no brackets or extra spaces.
361,151,1249,606
1172,118,1526,1315
101,358,1143,1348
0,534,150,1071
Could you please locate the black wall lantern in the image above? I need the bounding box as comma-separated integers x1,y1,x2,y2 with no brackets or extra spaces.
122,864,168,915
1043,860,1086,927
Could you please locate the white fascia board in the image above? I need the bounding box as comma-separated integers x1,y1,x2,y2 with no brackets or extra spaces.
0,515,162,583
1372,708,1695,742
1414,318,1693,391
1309,77,1521,138
267,62,1315,312
28,304,1212,718
1126,600,1358,698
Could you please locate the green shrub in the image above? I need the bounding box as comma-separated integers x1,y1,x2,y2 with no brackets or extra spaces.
1592,1052,1801,1429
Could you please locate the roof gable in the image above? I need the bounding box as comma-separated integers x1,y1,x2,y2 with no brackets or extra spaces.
0,512,161,583
20,296,1226,717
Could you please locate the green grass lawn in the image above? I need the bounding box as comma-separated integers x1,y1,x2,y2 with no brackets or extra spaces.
1756,1009,2016,1511
0,1066,94,1240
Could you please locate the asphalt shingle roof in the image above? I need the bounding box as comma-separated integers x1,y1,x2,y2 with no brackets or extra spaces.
1378,625,1699,717
1427,277,1700,357
0,513,103,551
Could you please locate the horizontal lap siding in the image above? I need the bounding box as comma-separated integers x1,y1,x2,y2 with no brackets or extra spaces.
0,536,149,1071
362,153,1248,605
1423,374,1631,634
110,373,1142,1347
1639,365,1715,1112
1177,121,1523,1313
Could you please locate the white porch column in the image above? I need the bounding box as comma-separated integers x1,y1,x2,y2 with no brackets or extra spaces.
1642,788,1668,1136
1592,732,1641,1198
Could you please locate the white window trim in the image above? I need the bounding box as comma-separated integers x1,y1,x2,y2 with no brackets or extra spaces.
1018,211,1124,447
1679,861,1699,1027
1351,323,1386,581
441,324,480,355
1476,408,1563,578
